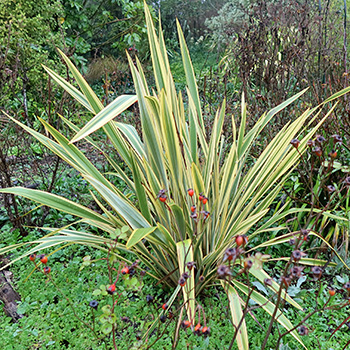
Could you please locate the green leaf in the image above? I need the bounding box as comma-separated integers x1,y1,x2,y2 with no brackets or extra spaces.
222,281,249,350
0,187,110,225
70,95,137,143
126,227,157,249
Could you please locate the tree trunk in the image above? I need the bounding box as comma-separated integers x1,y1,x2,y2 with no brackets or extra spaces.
0,257,22,322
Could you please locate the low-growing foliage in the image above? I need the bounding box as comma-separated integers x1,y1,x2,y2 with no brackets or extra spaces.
2,3,350,349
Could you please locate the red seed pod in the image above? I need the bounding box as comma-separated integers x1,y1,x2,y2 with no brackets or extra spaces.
43,266,51,274
329,288,336,296
29,254,36,262
107,284,116,294
202,197,208,205
159,196,167,203
182,320,191,329
121,267,130,275
198,193,204,201
191,205,196,213
40,255,48,264
187,188,194,197
329,150,337,159
161,303,168,311
313,147,322,157
178,277,186,287
236,235,248,247
194,323,201,332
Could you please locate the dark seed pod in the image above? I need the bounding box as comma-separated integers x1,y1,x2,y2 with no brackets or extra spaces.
89,300,99,310
146,295,154,303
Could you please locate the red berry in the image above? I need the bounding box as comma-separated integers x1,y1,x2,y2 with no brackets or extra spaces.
107,284,116,294
121,267,129,275
40,255,48,264
188,189,194,197
161,303,168,310
43,266,51,274
202,197,208,205
202,326,208,333
191,205,196,213
159,196,167,203
29,254,36,262
199,194,204,201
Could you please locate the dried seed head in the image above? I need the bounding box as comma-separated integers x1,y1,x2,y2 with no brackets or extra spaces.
157,189,167,198
291,266,303,278
182,272,190,280
160,315,167,323
344,177,350,186
332,134,342,144
281,276,291,288
327,185,336,193
344,282,350,291
186,261,196,270
306,139,315,147
121,316,130,322
223,247,237,262
298,325,309,336
289,238,296,245
244,259,253,270
290,139,300,148
316,135,326,143
217,265,231,277
311,266,322,280
199,275,205,282
264,278,273,287
292,250,303,262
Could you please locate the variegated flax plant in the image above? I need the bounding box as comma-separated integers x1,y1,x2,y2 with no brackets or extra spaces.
1,3,350,349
